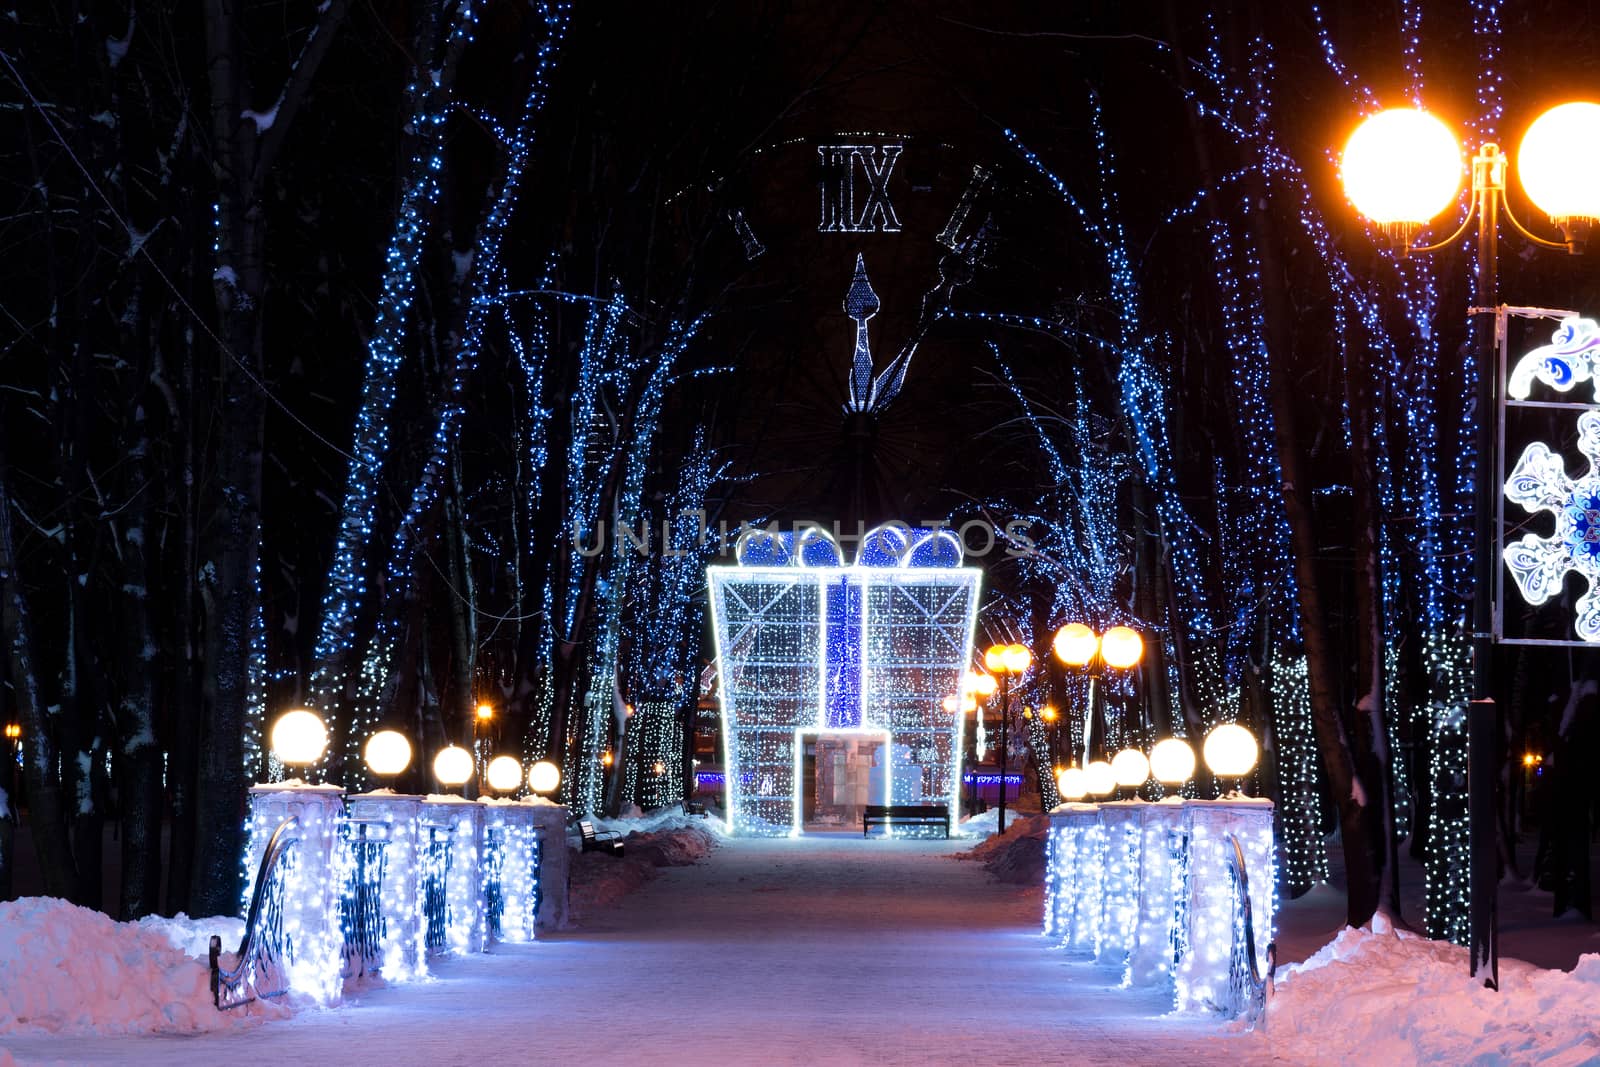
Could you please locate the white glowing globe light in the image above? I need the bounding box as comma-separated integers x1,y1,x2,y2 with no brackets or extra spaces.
1111,747,1150,789
1052,623,1098,667
1341,108,1462,226
485,755,523,793
1001,643,1032,674
269,709,328,767
1057,766,1088,801
527,759,562,795
363,729,412,777
1084,760,1116,797
432,745,474,787
1203,723,1259,778
1519,102,1600,224
1150,737,1197,786
964,670,997,697
1100,626,1143,670
983,645,1007,672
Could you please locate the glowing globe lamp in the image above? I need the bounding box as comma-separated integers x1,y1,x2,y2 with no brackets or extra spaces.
1052,623,1098,667
983,644,1007,672
1058,765,1089,801
1001,643,1032,674
1150,737,1196,787
965,671,997,698
1100,626,1143,669
1520,102,1600,233
270,709,328,768
1111,747,1150,789
1203,723,1259,779
1341,108,1461,230
527,759,562,795
485,755,523,793
433,745,473,787
942,694,960,714
363,729,412,778
1084,759,1116,797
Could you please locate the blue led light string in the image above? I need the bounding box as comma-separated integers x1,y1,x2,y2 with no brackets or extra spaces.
339,2,572,785
307,0,485,729
576,315,707,813
622,431,723,809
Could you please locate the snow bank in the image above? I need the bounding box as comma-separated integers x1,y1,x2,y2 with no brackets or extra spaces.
958,805,1041,838
568,815,722,922
1271,916,1600,1064
136,912,246,961
955,812,1049,885
0,898,280,1036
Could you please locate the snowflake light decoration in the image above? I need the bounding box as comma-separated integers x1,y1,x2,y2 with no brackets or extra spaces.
1504,409,1600,641
1507,317,1600,402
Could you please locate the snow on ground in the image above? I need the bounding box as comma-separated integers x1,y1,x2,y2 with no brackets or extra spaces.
1,836,1272,1066
1271,915,1600,1065
568,808,724,922
955,811,1050,885
0,898,280,1038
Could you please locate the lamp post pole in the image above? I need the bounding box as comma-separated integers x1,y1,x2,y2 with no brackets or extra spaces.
996,672,1009,835
1342,105,1600,987
1468,145,1502,993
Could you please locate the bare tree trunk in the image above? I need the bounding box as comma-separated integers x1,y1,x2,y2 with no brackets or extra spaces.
0,447,79,898
1348,352,1400,921
1252,212,1380,927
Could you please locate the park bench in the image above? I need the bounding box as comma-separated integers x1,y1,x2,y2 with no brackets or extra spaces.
577,819,624,856
862,804,950,838
682,799,708,818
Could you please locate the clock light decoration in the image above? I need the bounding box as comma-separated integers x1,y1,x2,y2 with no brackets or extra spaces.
708,524,980,835
270,709,329,768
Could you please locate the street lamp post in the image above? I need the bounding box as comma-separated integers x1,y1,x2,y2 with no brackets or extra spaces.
1341,102,1600,988
1052,623,1143,769
983,643,1032,835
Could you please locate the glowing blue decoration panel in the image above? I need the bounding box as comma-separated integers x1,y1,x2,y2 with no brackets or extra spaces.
1504,318,1600,643
708,526,980,836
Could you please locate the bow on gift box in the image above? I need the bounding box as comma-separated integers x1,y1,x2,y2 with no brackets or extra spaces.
732,523,965,728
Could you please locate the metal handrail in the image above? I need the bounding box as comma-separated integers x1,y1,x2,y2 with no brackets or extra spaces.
1224,832,1276,1027
210,815,300,1009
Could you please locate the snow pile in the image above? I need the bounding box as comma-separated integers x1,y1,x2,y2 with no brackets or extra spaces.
1271,916,1600,1064
136,912,246,961
568,814,722,922
955,812,1049,885
0,898,276,1036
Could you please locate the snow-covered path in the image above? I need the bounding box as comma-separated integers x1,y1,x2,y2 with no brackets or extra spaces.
4,837,1281,1066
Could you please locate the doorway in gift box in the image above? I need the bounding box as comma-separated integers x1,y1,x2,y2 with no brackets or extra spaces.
797,730,889,832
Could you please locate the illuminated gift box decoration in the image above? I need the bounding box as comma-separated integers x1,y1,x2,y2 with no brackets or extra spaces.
1045,798,1276,1014
707,524,980,836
